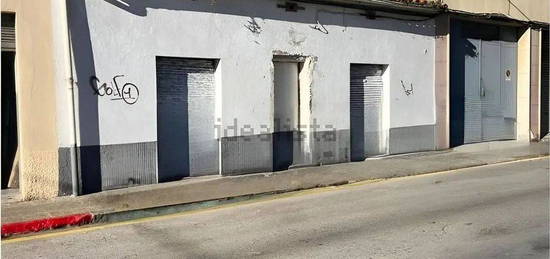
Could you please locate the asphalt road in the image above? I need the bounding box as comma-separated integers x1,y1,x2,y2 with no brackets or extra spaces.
2,158,549,258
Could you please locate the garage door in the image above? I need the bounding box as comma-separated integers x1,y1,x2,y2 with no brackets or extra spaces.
156,57,218,182
451,22,517,146
350,64,386,161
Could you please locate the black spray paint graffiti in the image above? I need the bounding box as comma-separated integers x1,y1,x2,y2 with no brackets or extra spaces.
244,18,262,34
309,20,328,34
400,80,414,96
90,75,139,105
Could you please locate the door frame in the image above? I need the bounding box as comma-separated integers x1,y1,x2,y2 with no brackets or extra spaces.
271,56,304,171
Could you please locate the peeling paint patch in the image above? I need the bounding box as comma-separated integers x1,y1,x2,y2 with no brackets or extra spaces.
272,50,292,56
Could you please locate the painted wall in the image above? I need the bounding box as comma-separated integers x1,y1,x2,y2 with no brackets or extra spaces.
68,0,436,190
530,29,541,140
517,28,532,141
443,0,550,23
1,0,61,199
434,14,450,149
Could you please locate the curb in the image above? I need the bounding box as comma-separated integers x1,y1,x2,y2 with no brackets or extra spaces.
1,213,94,237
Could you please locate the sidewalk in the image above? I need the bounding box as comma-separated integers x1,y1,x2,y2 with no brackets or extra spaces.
2,141,549,236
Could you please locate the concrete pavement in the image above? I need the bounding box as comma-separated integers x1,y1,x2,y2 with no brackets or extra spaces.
2,157,549,258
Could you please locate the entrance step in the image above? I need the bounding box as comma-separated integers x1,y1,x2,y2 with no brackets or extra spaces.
452,140,530,152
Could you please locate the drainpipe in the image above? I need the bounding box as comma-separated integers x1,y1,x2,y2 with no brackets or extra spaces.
60,0,80,196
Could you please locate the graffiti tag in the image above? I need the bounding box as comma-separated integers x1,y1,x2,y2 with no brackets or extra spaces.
400,80,414,96
90,75,139,105
309,20,328,34
244,18,262,34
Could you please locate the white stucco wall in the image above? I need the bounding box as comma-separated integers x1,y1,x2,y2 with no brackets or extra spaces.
52,0,74,149
76,0,436,146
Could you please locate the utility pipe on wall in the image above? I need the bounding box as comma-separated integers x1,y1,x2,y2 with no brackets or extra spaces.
60,0,80,196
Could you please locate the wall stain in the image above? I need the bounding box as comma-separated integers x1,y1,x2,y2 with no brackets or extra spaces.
288,27,306,46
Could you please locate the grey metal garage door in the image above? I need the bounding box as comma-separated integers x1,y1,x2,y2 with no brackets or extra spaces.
156,57,218,182
457,30,517,144
463,39,517,143
451,22,518,146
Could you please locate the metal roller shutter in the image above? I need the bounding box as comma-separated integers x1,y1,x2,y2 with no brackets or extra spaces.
1,13,15,52
156,57,218,181
350,64,386,161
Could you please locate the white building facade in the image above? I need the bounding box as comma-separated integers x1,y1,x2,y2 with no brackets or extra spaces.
63,0,439,193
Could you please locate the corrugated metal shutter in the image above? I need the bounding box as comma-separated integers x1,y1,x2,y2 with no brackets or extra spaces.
157,57,218,181
1,13,15,52
350,65,385,161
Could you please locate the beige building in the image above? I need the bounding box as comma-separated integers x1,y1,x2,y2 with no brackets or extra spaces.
1,0,548,200
443,0,549,23
2,0,71,200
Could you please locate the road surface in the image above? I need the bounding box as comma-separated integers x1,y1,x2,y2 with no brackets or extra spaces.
3,158,549,258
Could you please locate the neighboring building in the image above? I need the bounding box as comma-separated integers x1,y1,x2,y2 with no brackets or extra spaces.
443,0,549,23
1,0,70,199
442,0,550,141
1,0,548,200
